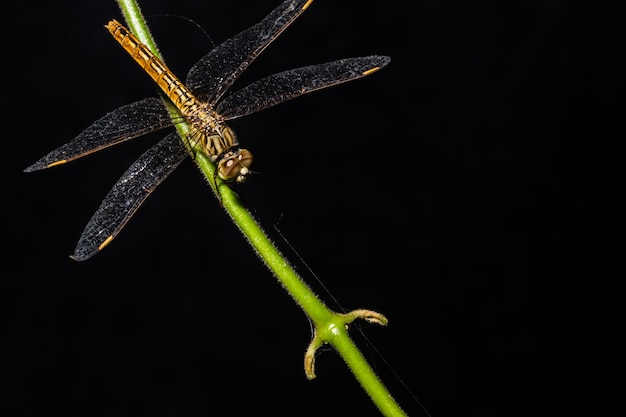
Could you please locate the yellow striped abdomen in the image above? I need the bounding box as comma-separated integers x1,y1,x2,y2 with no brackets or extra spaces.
106,19,199,116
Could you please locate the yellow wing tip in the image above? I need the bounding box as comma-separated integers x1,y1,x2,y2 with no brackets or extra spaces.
47,159,68,168
98,235,115,251
362,66,381,76
303,0,314,11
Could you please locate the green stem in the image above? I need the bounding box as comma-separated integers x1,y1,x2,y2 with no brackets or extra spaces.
114,1,406,415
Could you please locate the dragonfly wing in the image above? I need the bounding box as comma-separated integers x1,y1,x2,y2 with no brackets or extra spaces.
71,132,188,261
186,0,311,105
24,97,173,172
216,56,390,119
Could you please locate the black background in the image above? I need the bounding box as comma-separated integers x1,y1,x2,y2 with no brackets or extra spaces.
2,0,623,416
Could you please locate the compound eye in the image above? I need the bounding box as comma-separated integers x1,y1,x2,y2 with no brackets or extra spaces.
235,149,253,179
217,148,254,183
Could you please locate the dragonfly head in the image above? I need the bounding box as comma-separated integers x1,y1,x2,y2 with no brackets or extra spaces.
216,147,254,183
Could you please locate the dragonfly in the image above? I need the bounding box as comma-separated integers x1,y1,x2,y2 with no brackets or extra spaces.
24,0,390,261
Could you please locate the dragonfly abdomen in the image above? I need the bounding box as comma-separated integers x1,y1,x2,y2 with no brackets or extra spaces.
106,20,197,113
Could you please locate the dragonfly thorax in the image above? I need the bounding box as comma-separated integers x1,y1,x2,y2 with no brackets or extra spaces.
188,107,233,153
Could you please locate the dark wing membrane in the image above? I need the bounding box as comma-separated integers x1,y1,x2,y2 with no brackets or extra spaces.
216,56,390,119
71,133,188,261
24,98,173,172
186,0,311,105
